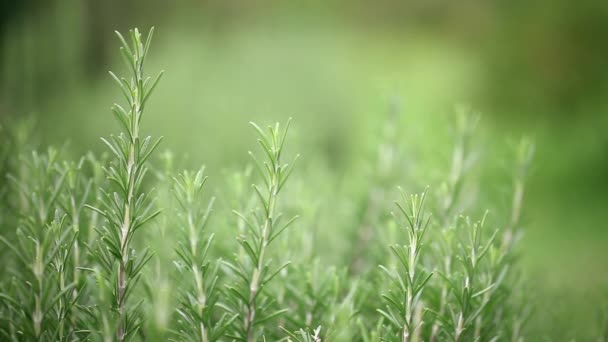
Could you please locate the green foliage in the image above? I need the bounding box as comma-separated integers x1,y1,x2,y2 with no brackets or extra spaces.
0,26,567,342
1,149,75,340
378,190,433,341
281,261,358,341
172,168,236,341
223,119,299,341
85,27,163,341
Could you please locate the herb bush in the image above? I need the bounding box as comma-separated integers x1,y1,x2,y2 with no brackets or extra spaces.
0,28,538,341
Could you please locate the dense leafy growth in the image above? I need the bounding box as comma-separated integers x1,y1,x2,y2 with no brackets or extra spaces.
4,26,590,342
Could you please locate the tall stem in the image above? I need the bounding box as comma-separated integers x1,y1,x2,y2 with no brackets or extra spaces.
84,27,162,342
117,38,143,342
117,142,135,341
245,180,278,342
118,91,141,342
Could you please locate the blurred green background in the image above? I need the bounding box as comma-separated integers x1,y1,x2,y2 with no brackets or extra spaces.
1,0,607,338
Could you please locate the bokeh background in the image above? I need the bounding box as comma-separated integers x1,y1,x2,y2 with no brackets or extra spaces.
1,0,607,338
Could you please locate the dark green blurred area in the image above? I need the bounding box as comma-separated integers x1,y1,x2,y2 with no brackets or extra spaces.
1,1,607,338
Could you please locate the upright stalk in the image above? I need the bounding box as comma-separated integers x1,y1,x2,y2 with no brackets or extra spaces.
116,99,138,341
1,150,73,340
379,189,432,342
440,111,478,225
226,119,299,341
87,27,163,342
432,111,478,341
244,121,295,341
244,161,280,341
115,31,144,342
60,158,93,331
504,138,534,248
173,169,236,342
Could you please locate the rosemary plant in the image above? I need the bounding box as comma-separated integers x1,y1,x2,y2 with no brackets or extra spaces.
379,189,433,342
86,27,163,341
59,158,92,285
224,119,299,341
501,137,535,341
439,214,502,341
172,168,236,341
429,111,479,342
438,111,480,224
0,25,552,342
281,261,358,341
0,149,80,340
504,138,535,248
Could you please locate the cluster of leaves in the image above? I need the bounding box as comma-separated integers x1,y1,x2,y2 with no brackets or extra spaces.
0,26,558,342
0,148,100,341
85,27,164,342
222,120,300,341
372,113,536,342
172,168,236,341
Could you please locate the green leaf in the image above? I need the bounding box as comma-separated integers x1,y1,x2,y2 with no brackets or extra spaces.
254,308,288,326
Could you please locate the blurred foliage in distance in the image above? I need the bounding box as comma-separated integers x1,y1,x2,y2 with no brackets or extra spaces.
1,0,607,339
